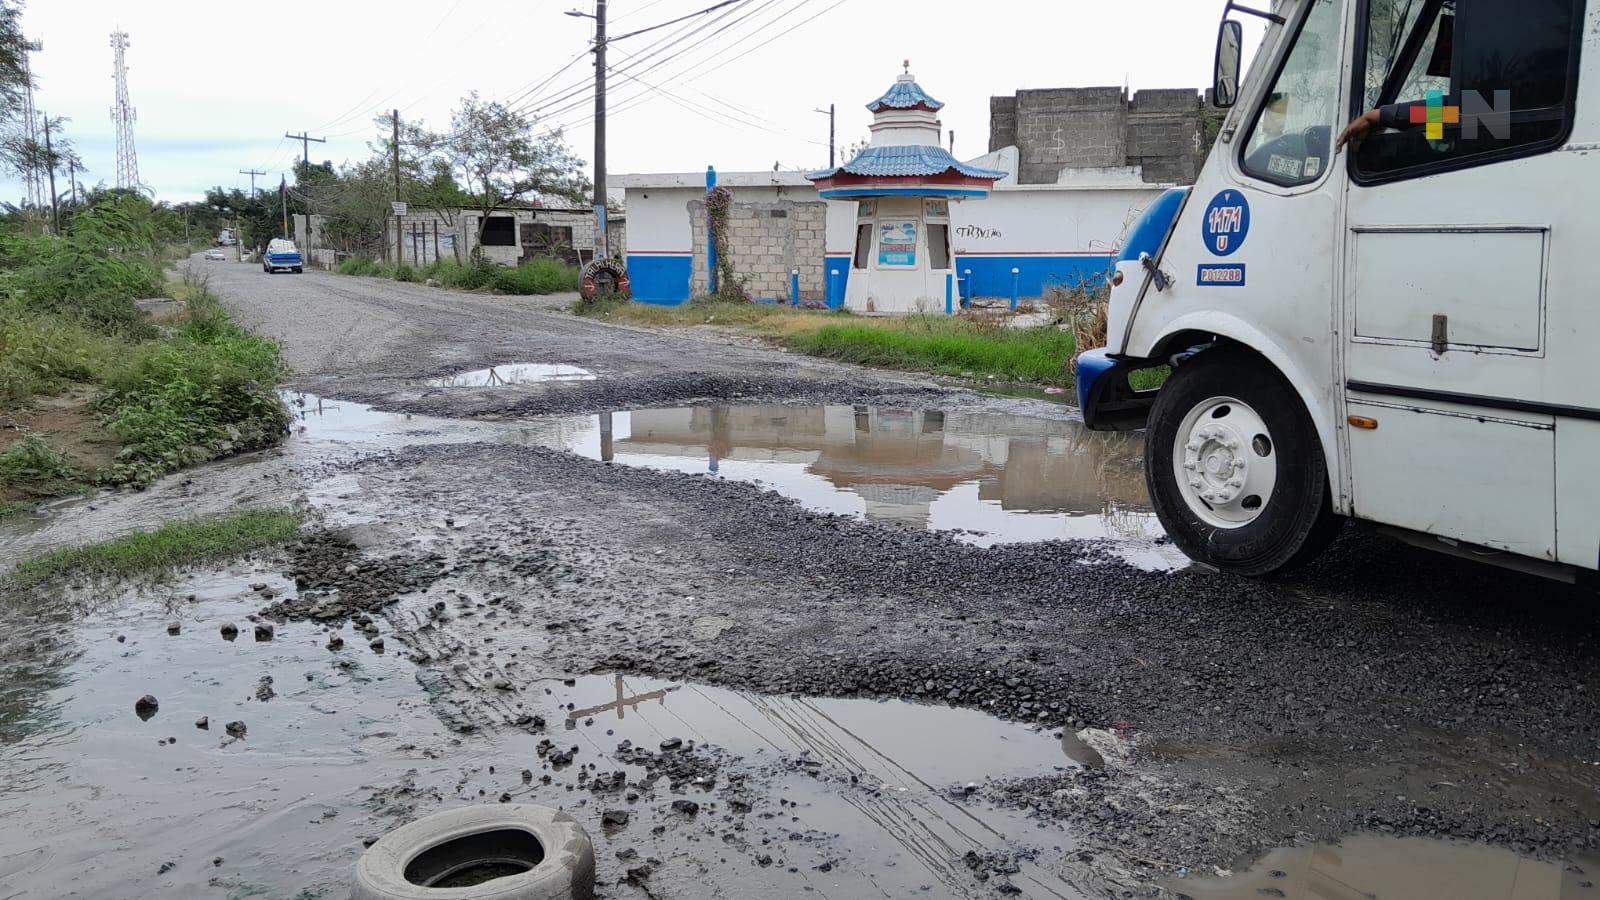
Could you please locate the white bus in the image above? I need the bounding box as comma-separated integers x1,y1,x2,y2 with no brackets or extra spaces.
1076,0,1598,583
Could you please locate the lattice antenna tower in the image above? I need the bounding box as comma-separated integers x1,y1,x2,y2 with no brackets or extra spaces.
110,29,139,190
21,39,41,207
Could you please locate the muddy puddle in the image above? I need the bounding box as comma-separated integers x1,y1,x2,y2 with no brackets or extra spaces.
421,363,596,387
1171,834,1600,899
284,394,1184,570
0,563,1087,899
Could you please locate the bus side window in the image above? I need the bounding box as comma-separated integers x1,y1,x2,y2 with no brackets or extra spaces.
1354,0,1582,180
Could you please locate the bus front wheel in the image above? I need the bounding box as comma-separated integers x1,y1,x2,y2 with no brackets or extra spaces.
1146,349,1341,576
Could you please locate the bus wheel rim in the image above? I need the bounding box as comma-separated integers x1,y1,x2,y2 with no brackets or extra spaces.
1171,395,1277,529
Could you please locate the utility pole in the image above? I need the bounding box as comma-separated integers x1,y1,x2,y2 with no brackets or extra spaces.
815,105,835,168
41,113,58,233
593,0,608,260
239,168,266,196
284,131,326,171
391,109,401,263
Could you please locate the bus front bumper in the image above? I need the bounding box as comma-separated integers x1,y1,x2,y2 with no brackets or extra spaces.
1075,347,1160,432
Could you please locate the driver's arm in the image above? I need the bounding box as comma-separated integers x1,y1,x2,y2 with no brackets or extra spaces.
1336,101,1427,152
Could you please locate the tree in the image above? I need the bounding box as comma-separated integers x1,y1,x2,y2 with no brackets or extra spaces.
0,1,30,125
416,93,590,254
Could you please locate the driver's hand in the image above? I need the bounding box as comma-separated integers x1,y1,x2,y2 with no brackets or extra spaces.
1336,109,1382,153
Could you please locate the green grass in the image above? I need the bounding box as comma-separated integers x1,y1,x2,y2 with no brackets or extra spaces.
0,500,31,520
786,318,1078,384
6,508,302,588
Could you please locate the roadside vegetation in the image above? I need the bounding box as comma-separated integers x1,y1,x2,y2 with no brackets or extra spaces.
0,191,289,511
337,255,579,295
575,284,1167,391
5,508,301,589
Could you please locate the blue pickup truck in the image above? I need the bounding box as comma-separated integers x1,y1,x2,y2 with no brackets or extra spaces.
262,238,304,274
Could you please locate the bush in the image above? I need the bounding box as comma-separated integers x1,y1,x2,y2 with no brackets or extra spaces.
393,265,419,283
0,435,84,494
99,288,288,485
428,259,497,290
491,257,580,295
337,257,377,276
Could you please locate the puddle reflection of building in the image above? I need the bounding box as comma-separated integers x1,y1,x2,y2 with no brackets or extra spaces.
614,405,1152,532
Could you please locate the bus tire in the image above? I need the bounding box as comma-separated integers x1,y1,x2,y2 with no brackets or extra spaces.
1145,348,1341,576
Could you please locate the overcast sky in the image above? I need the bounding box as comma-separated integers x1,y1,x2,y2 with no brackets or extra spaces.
7,0,1259,204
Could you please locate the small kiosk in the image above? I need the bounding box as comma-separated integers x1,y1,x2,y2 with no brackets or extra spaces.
808,65,1007,314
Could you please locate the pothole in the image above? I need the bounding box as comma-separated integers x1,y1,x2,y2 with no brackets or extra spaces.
280,394,1185,570
420,364,596,387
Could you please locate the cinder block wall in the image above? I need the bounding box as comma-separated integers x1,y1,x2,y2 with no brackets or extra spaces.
989,86,1206,185
688,198,827,300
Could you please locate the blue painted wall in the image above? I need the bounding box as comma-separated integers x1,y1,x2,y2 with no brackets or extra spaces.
956,255,1114,299
626,254,693,305
630,254,1115,305
947,253,1113,297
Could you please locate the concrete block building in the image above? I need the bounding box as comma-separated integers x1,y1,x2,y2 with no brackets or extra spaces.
989,87,1210,185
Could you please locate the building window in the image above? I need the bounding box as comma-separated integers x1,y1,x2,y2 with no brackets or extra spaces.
1353,0,1580,181
927,224,951,270
853,224,873,270
1238,0,1345,187
482,216,516,247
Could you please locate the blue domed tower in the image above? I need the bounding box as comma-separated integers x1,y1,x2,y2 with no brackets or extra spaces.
808,64,1006,313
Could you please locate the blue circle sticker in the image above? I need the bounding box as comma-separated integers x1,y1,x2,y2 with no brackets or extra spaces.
1201,190,1250,257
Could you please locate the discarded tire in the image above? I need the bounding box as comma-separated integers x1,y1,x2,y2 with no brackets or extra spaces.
579,259,629,301
352,804,594,900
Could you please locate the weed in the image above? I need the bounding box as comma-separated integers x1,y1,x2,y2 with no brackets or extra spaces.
490,257,580,295
0,434,86,494
0,500,30,519
0,300,128,404
6,508,302,588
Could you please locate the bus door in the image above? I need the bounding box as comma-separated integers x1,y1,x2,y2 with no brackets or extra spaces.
1339,0,1584,560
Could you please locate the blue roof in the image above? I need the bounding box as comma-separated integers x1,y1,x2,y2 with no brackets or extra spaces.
868,79,944,112
807,145,1007,181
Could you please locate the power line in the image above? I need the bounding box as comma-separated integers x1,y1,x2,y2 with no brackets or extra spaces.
509,0,771,121
521,0,777,126
608,0,744,42
544,0,830,133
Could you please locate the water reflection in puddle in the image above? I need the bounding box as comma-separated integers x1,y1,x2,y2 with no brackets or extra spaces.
1171,835,1599,899
0,566,1084,899
285,395,1184,570
421,363,595,387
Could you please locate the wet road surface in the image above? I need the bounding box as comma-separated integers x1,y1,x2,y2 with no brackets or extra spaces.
0,255,1597,898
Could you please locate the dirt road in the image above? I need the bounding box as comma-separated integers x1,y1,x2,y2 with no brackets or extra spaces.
1,257,1596,899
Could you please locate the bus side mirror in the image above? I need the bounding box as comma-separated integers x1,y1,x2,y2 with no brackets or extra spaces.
1213,19,1243,108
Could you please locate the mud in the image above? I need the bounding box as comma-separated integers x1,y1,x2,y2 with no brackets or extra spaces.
1170,834,1600,898
0,258,1597,898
